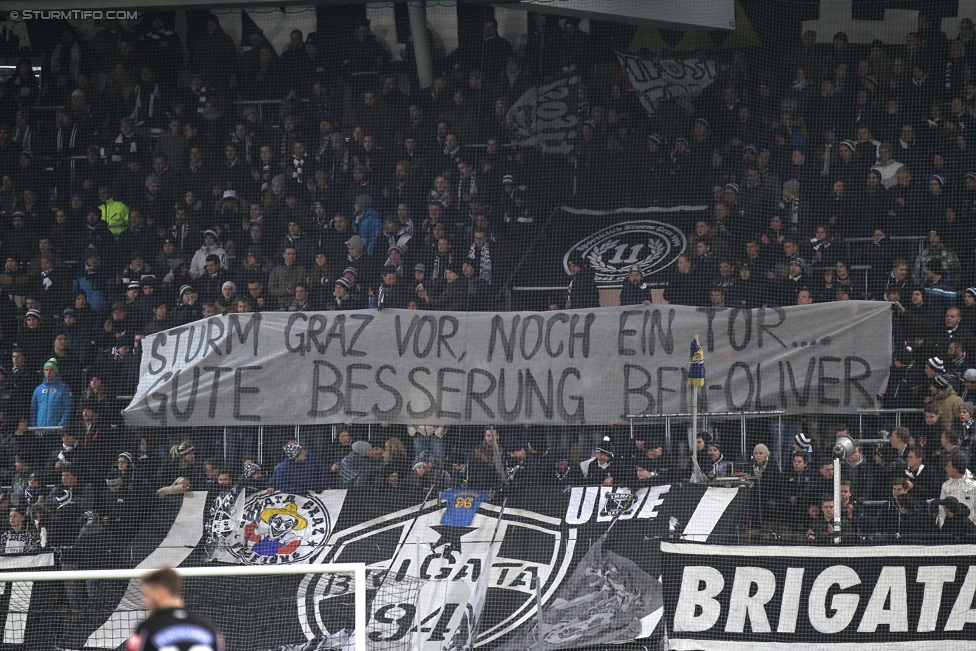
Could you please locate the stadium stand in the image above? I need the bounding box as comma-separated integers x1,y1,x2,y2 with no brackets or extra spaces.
0,3,974,649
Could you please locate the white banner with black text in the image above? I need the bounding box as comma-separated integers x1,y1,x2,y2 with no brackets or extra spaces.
617,53,718,116
124,302,892,426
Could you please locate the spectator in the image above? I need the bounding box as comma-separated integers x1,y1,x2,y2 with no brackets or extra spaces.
939,451,976,526
663,255,702,306
97,186,129,237
914,229,961,284
159,442,203,490
635,440,671,486
188,231,229,279
565,252,599,309
905,445,941,503
2,507,35,554
620,269,653,306
958,402,976,449
275,443,328,493
376,265,409,310
879,476,929,539
930,374,964,430
29,358,72,434
268,245,306,310
583,436,626,486
376,438,411,490
938,496,976,539
543,449,583,491
189,16,237,96
337,441,382,488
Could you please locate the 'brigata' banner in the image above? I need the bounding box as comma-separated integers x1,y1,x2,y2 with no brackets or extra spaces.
124,302,892,426
661,542,976,650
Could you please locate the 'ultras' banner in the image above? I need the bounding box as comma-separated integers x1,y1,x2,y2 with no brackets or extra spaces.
661,543,976,650
617,53,718,116
124,302,892,426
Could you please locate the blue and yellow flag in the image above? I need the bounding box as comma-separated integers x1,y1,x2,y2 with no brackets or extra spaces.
688,337,705,387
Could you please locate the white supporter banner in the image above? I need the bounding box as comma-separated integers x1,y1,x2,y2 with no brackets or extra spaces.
617,52,718,116
208,489,346,566
124,302,892,426
505,72,580,154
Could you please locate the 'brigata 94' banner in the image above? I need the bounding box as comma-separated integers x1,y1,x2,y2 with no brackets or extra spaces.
124,302,892,426
661,542,976,650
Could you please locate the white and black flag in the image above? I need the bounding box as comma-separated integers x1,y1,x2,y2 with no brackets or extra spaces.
444,542,495,651
505,72,580,155
496,538,662,650
617,52,717,116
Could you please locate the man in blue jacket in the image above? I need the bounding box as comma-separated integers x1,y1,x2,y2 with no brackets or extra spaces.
354,195,383,254
273,443,329,494
30,358,73,434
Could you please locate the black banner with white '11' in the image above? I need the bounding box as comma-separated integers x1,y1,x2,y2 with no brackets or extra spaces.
661,543,976,650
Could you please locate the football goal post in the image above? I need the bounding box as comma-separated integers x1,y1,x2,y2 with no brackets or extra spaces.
0,562,367,651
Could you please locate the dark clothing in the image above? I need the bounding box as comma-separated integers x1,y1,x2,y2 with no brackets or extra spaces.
429,279,467,311
376,281,409,310
541,463,584,492
129,607,224,651
663,271,703,306
565,267,600,310
906,464,942,503
619,281,653,306
583,457,631,486
877,498,930,540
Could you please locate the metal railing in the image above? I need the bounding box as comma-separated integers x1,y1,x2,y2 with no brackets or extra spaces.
627,410,785,461
856,408,923,434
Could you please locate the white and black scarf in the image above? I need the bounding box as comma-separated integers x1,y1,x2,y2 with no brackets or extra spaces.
130,83,159,124
315,135,332,163
56,124,78,153
431,251,452,281
112,133,138,163
291,155,306,184
468,243,492,284
231,132,254,162
962,419,975,447
12,125,32,153
57,443,76,465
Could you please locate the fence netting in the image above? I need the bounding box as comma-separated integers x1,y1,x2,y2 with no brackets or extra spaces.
0,0,973,648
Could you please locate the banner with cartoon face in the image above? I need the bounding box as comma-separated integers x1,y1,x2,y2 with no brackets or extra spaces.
207,489,346,565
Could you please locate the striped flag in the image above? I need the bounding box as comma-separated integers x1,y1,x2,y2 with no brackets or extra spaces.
688,337,705,387
445,542,495,651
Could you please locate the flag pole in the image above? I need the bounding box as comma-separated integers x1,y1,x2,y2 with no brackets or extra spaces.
688,334,707,483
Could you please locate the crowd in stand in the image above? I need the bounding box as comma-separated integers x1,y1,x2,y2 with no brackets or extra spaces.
2,9,976,552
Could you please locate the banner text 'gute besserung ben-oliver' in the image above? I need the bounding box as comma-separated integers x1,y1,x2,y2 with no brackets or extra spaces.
124,302,892,426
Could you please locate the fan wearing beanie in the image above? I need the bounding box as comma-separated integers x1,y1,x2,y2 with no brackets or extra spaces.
752,444,772,477
337,440,384,488
273,442,329,494
584,435,622,486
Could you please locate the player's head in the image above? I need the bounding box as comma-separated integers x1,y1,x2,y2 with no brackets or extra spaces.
141,567,184,613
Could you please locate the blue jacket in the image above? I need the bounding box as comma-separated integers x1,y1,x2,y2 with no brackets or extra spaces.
357,209,383,255
30,377,73,429
273,450,330,494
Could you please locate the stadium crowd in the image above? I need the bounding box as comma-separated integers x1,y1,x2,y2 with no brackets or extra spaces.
0,9,973,554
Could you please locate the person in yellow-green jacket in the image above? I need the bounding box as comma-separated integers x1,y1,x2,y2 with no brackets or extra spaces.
98,185,129,235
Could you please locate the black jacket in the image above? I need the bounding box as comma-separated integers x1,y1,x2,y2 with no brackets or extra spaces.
619,281,653,306
663,271,703,306
565,267,599,310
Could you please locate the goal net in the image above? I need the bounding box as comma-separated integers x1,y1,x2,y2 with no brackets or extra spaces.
0,564,366,651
